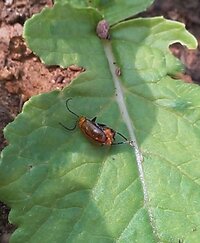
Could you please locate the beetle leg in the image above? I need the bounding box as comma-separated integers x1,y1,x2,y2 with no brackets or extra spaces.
112,140,134,146
111,132,132,145
111,141,129,145
91,117,97,122
97,123,107,127
116,131,128,141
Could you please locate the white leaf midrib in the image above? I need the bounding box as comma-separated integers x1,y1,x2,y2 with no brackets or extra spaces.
104,40,158,238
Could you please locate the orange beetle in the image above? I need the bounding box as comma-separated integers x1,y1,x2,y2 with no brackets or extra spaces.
59,98,131,146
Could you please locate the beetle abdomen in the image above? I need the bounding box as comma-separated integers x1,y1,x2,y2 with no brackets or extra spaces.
79,117,107,144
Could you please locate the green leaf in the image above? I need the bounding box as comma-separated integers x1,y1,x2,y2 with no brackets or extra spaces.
54,0,154,24
1,3,200,243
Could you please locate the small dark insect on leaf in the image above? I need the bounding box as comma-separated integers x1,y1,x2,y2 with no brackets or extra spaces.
59,98,133,146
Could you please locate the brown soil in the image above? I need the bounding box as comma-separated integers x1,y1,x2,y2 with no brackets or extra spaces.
0,0,200,242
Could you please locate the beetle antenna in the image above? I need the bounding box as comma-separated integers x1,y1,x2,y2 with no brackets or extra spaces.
59,121,77,131
66,98,79,118
59,98,79,131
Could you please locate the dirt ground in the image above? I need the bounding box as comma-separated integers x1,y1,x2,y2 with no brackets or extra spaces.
0,0,200,242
